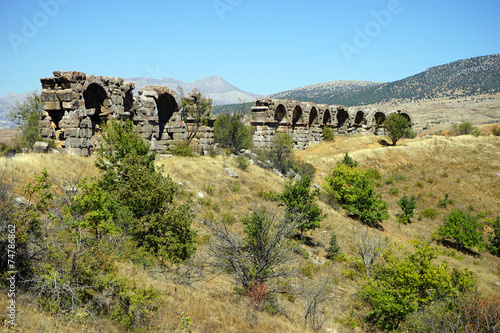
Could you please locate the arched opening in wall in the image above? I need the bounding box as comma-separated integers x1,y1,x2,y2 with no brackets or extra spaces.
275,104,286,122
124,90,134,116
292,105,303,130
374,112,387,133
337,109,349,128
354,111,365,126
309,107,318,126
83,83,108,135
323,110,331,125
156,93,178,140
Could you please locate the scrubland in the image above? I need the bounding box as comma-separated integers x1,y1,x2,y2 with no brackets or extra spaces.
1,129,500,333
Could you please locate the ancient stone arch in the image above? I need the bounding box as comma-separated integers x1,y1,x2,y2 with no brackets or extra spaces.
275,103,287,123
251,98,412,149
39,71,213,155
308,106,318,126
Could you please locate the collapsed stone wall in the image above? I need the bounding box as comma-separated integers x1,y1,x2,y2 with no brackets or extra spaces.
251,98,413,149
39,71,214,155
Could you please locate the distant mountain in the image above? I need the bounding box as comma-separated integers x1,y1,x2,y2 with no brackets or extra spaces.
268,80,381,103
126,75,262,106
270,54,500,106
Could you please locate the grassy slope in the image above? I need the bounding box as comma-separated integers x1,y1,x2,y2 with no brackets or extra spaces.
1,131,500,332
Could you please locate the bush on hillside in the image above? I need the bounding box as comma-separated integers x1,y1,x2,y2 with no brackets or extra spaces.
324,162,389,227
361,241,476,330
434,209,484,252
279,175,325,238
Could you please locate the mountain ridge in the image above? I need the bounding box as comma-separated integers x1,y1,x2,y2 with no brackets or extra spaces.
270,54,500,106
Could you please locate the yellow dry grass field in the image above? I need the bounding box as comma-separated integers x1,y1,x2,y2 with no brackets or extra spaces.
1,132,500,332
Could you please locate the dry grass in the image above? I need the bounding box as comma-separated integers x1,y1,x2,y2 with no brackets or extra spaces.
2,133,500,332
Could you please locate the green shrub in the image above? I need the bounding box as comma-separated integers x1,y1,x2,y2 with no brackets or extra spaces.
235,155,250,170
322,126,335,141
213,113,253,153
324,163,389,227
340,152,358,168
279,175,325,237
397,194,417,224
451,122,480,136
170,140,195,156
438,193,453,208
361,241,476,331
389,188,399,196
96,120,197,264
419,208,440,220
326,232,341,260
435,209,484,251
492,125,500,136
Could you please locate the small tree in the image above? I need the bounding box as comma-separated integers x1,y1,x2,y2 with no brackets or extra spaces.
206,207,299,293
353,224,388,277
435,209,484,251
322,126,334,141
70,179,118,243
326,232,341,260
279,175,325,238
340,152,358,168
270,132,294,173
397,194,417,224
213,113,253,153
383,113,410,145
7,92,43,149
324,163,389,227
96,120,197,264
180,89,214,144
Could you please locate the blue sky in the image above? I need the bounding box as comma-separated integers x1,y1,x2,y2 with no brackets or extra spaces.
0,0,499,97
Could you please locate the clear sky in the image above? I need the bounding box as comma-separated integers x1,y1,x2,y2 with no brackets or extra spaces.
0,0,499,97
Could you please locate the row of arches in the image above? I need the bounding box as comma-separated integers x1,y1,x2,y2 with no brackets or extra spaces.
266,100,412,130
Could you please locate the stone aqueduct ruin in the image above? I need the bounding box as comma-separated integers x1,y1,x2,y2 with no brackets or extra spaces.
39,71,412,155
250,99,412,149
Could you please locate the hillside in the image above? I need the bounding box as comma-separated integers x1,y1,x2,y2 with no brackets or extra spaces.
268,80,380,103
1,132,500,332
270,54,500,106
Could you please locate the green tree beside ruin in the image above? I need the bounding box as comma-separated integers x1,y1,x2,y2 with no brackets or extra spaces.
383,113,410,145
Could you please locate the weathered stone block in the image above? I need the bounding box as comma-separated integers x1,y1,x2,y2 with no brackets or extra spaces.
62,100,80,110
42,101,61,111
56,89,76,102
41,91,58,102
41,128,54,137
33,141,49,153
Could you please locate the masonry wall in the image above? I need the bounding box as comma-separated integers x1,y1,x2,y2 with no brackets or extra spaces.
250,98,413,150
39,71,214,155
